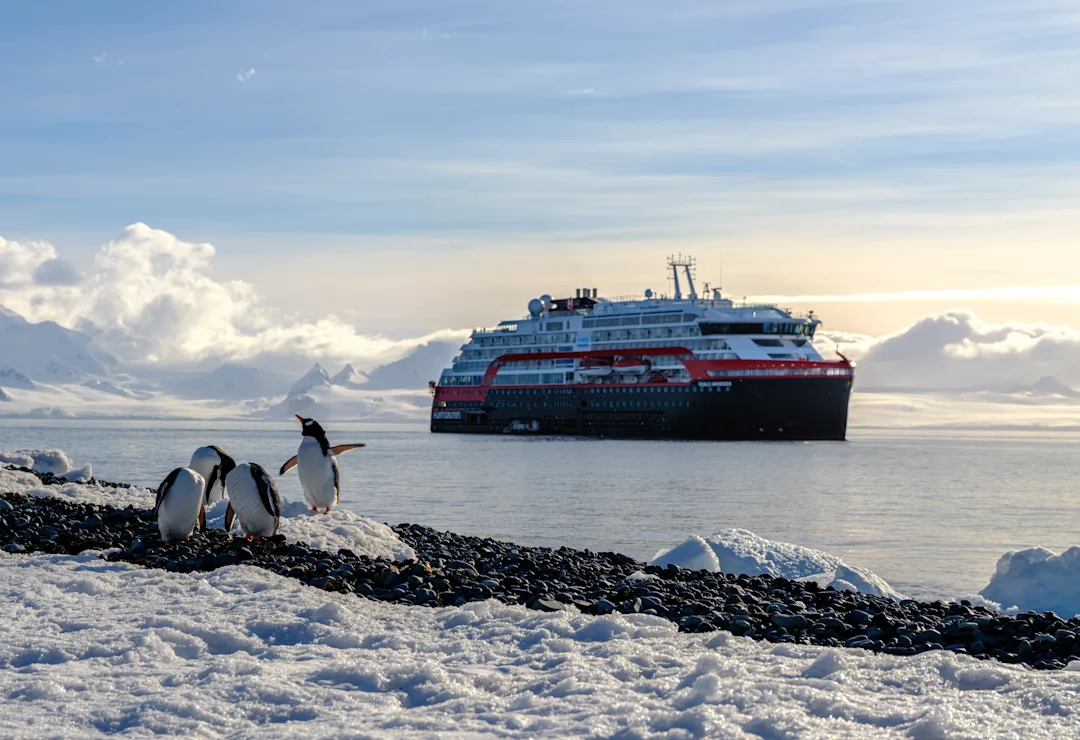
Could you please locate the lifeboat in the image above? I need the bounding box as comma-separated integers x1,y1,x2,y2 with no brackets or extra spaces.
577,357,613,377
613,357,650,375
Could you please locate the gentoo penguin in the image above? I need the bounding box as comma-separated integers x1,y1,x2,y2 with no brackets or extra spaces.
188,445,236,505
223,462,281,538
154,467,207,543
279,415,365,514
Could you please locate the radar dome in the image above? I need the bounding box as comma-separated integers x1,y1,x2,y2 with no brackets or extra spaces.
644,288,653,298
528,298,544,316
540,294,553,308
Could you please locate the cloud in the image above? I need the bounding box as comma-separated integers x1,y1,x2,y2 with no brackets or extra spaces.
0,224,466,371
236,68,256,83
823,310,1080,389
32,258,83,287
564,88,606,96
0,236,57,287
92,53,107,63
753,287,1080,305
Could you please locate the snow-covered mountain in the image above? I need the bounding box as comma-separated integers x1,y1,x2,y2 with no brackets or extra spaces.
360,340,457,391
289,363,333,397
1007,376,1080,398
0,305,119,381
80,379,141,399
0,366,37,390
259,362,428,421
161,363,295,401
330,363,366,387
0,387,10,402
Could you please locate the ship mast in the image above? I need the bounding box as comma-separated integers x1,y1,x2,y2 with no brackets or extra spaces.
667,255,697,300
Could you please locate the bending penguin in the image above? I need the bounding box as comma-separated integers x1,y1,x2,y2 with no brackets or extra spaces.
224,462,281,538
154,467,207,543
188,445,236,504
279,415,365,514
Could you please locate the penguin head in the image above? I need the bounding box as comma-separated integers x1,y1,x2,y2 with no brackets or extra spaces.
295,415,326,439
209,446,237,485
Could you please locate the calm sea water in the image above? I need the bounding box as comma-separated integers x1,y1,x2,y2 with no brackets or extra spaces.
1,420,1076,601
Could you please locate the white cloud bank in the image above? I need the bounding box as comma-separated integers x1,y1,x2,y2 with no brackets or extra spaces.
0,224,466,371
755,286,1080,305
822,310,1080,389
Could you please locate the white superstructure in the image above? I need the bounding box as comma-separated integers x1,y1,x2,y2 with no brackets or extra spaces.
438,257,824,388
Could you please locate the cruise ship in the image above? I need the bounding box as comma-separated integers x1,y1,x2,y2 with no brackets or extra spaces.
430,258,853,440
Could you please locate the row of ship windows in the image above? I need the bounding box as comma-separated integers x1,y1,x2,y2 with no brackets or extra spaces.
590,326,700,341
706,368,852,377
492,385,723,395
472,332,576,348
460,336,806,363
491,397,723,410
581,312,693,328
457,337,735,364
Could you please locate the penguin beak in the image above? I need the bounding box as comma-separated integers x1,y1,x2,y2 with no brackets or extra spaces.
295,415,304,423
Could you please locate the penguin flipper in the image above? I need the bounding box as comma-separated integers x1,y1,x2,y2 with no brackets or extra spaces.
279,456,298,475
198,505,206,531
224,502,235,533
330,443,365,455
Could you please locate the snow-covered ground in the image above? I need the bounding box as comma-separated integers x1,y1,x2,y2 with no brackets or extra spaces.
3,553,1080,739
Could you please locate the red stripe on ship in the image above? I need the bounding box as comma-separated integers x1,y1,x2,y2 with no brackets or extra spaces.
432,347,854,403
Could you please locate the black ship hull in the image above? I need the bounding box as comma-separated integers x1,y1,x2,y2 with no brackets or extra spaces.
431,377,852,440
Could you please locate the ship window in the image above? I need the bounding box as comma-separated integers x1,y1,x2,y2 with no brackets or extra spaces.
753,339,784,347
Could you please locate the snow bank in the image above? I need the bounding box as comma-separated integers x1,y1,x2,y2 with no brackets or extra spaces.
0,554,1077,738
0,448,92,481
980,546,1080,618
205,499,415,562
651,529,904,600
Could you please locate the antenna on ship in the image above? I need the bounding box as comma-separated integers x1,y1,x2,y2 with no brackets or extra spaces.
667,254,697,300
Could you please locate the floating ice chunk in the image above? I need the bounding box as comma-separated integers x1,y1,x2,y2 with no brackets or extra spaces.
650,529,904,600
979,546,1080,618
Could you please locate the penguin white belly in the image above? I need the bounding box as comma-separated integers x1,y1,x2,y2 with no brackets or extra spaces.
297,438,337,510
157,468,205,543
189,447,225,503
225,464,280,537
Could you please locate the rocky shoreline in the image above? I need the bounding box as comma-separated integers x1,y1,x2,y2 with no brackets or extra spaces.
2,466,1079,671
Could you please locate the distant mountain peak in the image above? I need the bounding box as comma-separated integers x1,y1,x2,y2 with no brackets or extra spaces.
288,363,333,397
331,363,366,387
1000,375,1080,398
1028,376,1080,397
0,387,10,402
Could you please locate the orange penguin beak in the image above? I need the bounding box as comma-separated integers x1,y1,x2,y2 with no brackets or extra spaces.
295,415,304,422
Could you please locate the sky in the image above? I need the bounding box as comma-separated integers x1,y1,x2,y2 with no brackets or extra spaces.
2,0,1080,350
